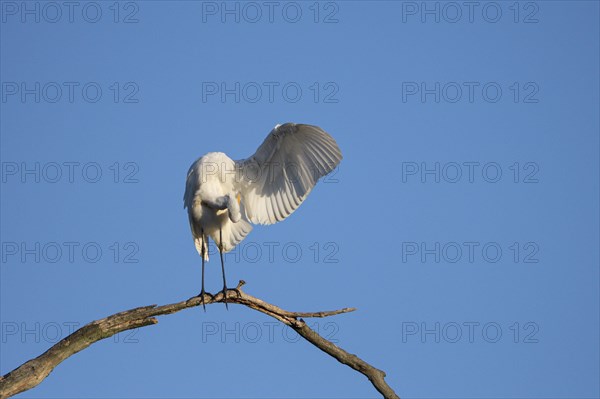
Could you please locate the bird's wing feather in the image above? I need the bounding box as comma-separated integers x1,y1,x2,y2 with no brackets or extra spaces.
183,161,208,258
183,161,199,210
235,123,342,225
219,213,253,253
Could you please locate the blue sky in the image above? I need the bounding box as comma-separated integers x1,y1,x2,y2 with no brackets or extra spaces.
1,1,598,398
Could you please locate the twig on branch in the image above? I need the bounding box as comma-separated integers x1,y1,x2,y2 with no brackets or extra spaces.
0,280,400,399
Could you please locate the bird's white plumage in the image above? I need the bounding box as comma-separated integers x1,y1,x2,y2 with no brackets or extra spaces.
235,123,342,225
184,123,342,261
184,152,253,259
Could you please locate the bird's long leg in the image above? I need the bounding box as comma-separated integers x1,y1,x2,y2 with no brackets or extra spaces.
199,229,207,311
219,227,229,310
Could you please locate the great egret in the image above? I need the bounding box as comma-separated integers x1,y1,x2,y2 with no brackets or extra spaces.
184,123,342,309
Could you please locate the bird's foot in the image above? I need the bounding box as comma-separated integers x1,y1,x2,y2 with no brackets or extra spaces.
220,286,230,310
196,289,210,312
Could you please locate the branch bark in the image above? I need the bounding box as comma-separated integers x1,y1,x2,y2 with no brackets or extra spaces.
0,281,399,399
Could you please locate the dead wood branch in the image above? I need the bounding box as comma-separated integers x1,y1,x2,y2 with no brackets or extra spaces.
0,281,399,399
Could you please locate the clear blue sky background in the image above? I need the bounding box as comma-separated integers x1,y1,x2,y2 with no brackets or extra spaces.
1,1,598,398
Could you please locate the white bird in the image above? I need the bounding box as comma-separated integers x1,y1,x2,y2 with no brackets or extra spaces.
184,123,342,308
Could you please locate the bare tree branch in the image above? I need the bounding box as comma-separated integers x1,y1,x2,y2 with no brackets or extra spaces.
0,281,400,399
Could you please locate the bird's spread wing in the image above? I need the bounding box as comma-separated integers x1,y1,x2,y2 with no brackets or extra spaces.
235,123,342,225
